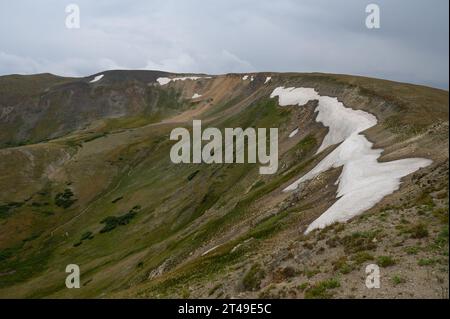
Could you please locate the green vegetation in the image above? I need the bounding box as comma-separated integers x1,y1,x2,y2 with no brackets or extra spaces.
0,237,56,288
418,258,437,266
404,246,420,255
242,263,265,291
408,223,429,239
305,278,340,299
340,231,379,253
391,275,406,286
83,132,108,143
54,189,76,208
298,282,308,291
0,202,23,218
81,231,94,241
332,256,353,274
435,226,449,247
351,252,375,265
250,180,265,191
0,71,447,298
100,210,138,233
376,256,396,268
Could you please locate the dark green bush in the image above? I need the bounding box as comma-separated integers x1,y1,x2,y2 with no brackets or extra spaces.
55,189,76,208
100,211,137,233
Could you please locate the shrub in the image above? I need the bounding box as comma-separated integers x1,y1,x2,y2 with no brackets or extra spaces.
351,252,375,265
73,241,82,247
404,246,420,255
332,256,353,274
409,223,429,239
377,256,396,267
305,278,340,299
418,258,437,266
100,211,137,233
391,275,406,286
298,283,308,291
435,226,449,246
0,202,23,218
340,231,378,253
80,231,94,241
242,263,265,291
55,189,76,208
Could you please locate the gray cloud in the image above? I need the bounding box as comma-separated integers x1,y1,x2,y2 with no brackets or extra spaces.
0,0,448,89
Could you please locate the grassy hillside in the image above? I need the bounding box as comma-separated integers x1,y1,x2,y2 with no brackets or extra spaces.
0,71,448,298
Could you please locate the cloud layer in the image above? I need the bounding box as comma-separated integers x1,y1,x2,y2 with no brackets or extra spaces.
0,0,448,88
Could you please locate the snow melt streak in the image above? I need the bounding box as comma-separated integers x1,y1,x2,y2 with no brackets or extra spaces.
271,87,432,233
90,74,104,83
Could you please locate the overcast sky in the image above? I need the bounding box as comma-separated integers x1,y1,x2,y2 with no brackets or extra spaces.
0,0,448,89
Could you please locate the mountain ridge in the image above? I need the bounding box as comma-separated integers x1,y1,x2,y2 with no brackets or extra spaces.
0,70,448,298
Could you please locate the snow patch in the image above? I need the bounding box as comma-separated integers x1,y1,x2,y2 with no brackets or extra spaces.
264,76,272,84
89,74,104,83
271,87,377,153
288,128,299,138
242,75,249,80
271,87,432,233
157,77,171,85
157,76,211,86
191,93,202,99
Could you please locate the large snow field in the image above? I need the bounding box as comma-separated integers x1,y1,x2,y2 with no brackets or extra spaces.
271,87,432,233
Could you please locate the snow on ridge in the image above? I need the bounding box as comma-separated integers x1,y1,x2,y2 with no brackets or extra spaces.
264,76,272,84
271,87,376,153
192,93,202,99
157,76,211,86
89,74,104,83
289,128,299,138
157,77,171,85
271,86,432,233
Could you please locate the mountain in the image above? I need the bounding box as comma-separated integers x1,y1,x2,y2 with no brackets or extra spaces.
0,70,448,298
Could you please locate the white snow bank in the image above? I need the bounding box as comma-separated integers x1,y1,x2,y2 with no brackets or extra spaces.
242,75,249,80
271,86,432,233
89,74,104,83
271,87,377,153
157,77,171,85
192,93,202,99
289,128,299,138
264,76,272,84
157,76,211,86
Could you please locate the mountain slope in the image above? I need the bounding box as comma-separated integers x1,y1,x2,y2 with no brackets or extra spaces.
0,71,448,298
